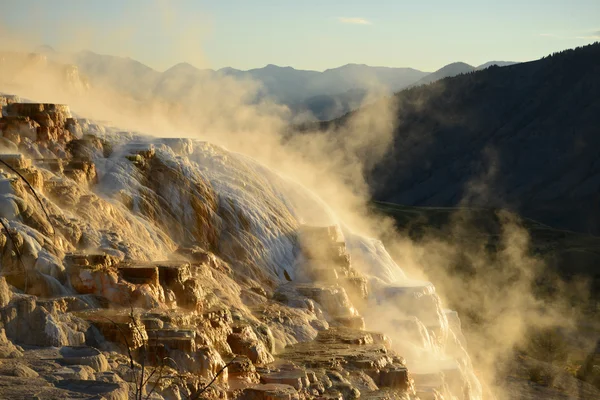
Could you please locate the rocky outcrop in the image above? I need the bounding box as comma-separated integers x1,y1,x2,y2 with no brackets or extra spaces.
3,103,74,144
0,295,86,347
0,327,23,358
228,324,275,365
279,327,416,397
60,346,110,372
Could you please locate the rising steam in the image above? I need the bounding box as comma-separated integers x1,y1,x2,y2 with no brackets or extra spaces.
0,4,587,399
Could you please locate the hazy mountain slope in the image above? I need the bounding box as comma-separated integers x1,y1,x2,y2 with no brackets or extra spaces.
317,64,428,93
221,63,429,105
66,51,429,106
152,62,218,102
361,43,600,234
411,62,475,87
0,51,90,96
476,60,518,69
57,50,517,120
294,62,518,119
244,64,321,103
294,88,369,121
72,51,160,99
294,65,429,119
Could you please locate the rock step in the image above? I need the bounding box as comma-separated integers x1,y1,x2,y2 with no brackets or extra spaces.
382,283,436,299
74,309,148,350
141,310,197,329
146,328,196,339
116,260,192,286
37,294,108,313
315,327,391,347
344,276,369,300
147,335,196,354
381,283,444,327
33,158,64,173
302,242,348,259
54,379,128,400
127,142,156,159
0,94,21,107
41,179,94,208
1,103,74,144
4,103,71,119
228,328,275,365
297,225,351,269
59,345,109,372
411,371,445,393
334,316,366,330
372,367,411,392
116,263,159,285
242,383,299,400
281,327,400,371
260,369,310,390
65,252,119,268
0,153,31,169
297,225,343,244
293,283,358,319
146,329,198,358
278,327,413,392
65,159,95,171
228,355,260,378
5,166,43,190
67,136,104,158
63,159,97,184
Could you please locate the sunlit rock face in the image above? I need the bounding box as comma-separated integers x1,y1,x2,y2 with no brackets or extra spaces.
0,97,482,399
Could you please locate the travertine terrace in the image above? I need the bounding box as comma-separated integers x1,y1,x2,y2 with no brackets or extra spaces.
0,94,481,399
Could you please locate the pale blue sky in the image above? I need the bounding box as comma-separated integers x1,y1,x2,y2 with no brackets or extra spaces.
1,0,599,72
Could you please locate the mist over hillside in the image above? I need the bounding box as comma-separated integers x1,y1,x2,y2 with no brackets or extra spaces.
37,48,519,121
316,43,600,235
62,50,428,118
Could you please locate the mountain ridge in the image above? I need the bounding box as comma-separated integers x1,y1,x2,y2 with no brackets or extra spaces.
321,42,600,234
41,49,517,120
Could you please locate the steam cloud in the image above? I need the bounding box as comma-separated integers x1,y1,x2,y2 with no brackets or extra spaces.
0,4,590,399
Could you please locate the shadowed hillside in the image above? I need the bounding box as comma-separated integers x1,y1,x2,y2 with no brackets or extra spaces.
410,61,475,87
349,43,600,234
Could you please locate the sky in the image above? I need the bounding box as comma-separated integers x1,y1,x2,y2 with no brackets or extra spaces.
1,0,599,72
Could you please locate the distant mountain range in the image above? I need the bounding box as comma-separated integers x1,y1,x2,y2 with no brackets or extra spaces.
319,43,600,234
300,60,518,119
36,47,517,120
410,60,517,87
